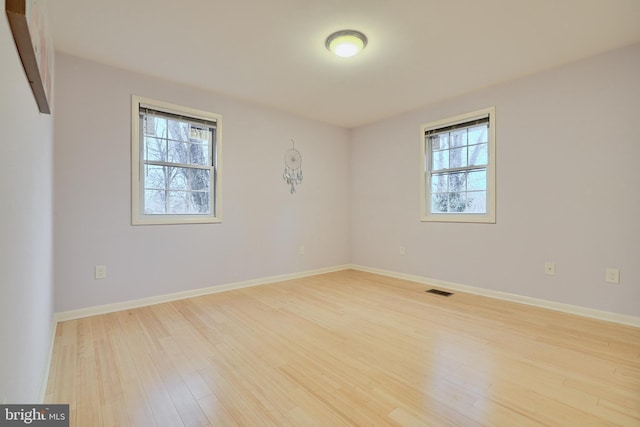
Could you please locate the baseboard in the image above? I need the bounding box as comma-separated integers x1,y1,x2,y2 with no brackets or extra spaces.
349,264,640,328
54,263,640,328
54,265,350,322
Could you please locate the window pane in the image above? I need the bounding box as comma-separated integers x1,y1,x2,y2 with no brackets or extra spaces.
202,143,210,164
431,193,449,213
144,116,167,137
469,143,487,166
449,147,467,168
169,168,189,190
432,150,449,171
168,191,189,213
168,140,189,164
191,169,210,191
144,189,166,214
144,137,167,161
191,191,210,214
467,170,486,191
450,129,467,147
189,126,210,143
143,166,211,214
467,191,487,213
449,172,466,192
144,165,166,189
161,190,211,215
431,134,449,150
468,125,487,144
448,192,468,212
431,173,448,193
189,142,208,165
168,119,189,142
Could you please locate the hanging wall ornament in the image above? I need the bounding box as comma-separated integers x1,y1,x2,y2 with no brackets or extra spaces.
283,139,303,194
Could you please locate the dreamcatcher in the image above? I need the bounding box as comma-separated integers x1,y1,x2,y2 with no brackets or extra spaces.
283,139,303,194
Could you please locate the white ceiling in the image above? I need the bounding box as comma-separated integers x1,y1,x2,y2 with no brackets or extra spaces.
49,0,640,128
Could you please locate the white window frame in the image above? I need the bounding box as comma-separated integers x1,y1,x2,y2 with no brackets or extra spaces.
131,95,222,225
420,106,496,223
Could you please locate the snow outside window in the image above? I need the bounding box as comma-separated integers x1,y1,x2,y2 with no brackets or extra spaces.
421,107,495,223
132,96,221,225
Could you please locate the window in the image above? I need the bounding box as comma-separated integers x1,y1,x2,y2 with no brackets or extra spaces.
421,107,495,223
132,96,221,225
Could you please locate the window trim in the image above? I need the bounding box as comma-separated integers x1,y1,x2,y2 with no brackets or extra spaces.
131,95,222,225
420,106,496,223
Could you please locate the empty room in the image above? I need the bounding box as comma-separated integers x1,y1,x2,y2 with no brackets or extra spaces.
1,0,639,425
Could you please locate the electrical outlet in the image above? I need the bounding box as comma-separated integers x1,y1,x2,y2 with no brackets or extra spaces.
299,246,305,255
605,268,620,284
399,246,406,256
95,265,107,279
544,262,556,276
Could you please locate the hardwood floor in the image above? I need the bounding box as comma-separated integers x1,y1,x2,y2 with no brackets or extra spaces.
45,270,640,426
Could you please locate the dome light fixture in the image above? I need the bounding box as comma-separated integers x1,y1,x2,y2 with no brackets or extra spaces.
325,30,368,58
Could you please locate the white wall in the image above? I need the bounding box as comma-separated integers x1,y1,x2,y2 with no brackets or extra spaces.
0,18,55,402
53,45,639,317
351,44,640,317
53,54,351,312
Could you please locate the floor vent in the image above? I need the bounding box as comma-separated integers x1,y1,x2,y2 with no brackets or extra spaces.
426,289,453,297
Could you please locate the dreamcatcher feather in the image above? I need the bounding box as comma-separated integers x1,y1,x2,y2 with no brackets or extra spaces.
283,139,303,194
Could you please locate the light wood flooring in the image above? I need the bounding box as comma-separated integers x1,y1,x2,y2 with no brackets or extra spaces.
45,270,640,426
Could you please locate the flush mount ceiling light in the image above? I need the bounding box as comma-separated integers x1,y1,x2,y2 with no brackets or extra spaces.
325,30,368,58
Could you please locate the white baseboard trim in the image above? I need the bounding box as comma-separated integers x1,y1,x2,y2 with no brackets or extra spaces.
349,264,640,328
54,263,640,328
54,265,350,322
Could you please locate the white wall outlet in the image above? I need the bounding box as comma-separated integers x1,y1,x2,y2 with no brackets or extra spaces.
544,262,556,276
605,268,620,284
95,265,107,279
299,245,305,255
399,246,406,256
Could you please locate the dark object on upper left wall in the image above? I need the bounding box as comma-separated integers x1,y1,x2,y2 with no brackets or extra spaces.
6,0,52,114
